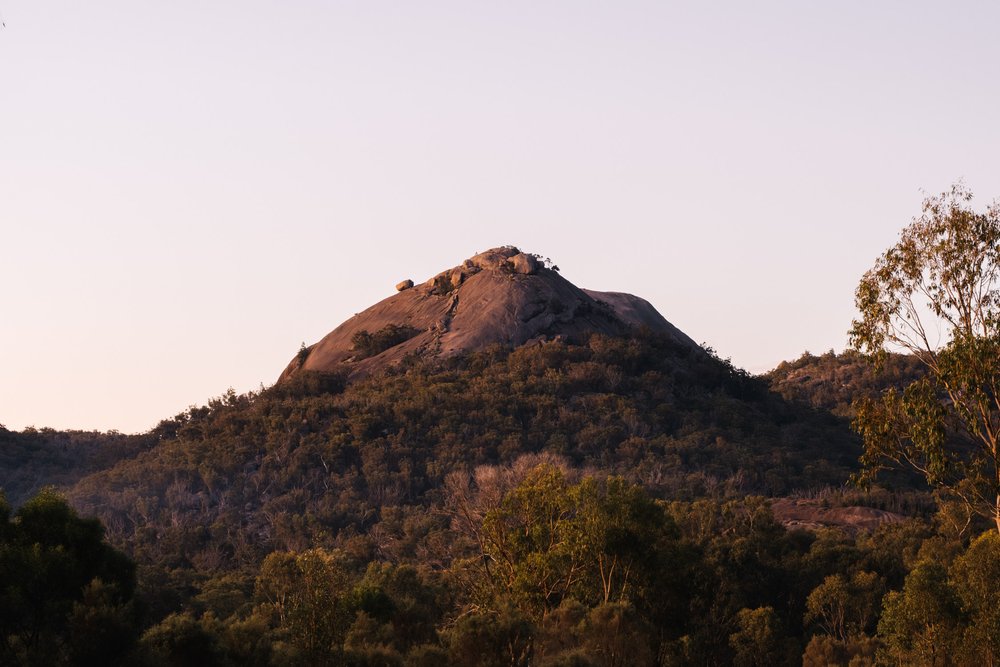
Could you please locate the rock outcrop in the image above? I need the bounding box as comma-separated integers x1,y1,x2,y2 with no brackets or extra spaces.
279,246,696,382
770,498,905,536
509,252,539,275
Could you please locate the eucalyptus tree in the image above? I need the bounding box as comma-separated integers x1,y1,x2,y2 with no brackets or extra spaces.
850,184,1000,532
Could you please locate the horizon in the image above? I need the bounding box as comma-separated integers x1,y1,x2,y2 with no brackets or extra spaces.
3,1,1000,433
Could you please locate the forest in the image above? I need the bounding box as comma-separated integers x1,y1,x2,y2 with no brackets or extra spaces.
0,334,991,666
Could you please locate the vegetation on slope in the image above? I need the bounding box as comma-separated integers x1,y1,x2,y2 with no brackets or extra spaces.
766,350,925,418
0,426,158,507
8,461,994,666
2,333,978,665
0,489,139,665
63,332,861,574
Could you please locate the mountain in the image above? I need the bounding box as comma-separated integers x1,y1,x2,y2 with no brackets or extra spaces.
8,253,931,564
2,248,943,666
280,246,697,382
7,249,876,566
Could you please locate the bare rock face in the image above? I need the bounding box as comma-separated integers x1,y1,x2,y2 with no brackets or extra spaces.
508,252,539,275
278,246,696,383
770,498,905,536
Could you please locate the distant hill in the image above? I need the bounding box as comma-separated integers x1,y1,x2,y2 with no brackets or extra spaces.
0,426,156,507
766,350,925,417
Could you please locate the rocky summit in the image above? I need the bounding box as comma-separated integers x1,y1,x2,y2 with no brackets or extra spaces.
279,246,696,381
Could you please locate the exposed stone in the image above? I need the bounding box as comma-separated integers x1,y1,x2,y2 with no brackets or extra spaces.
517,300,546,322
509,253,540,275
278,245,699,385
426,270,461,293
469,246,521,270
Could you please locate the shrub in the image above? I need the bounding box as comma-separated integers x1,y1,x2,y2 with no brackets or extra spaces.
352,325,420,359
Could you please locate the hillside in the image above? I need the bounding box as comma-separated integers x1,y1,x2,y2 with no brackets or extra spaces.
0,425,156,507
766,350,925,417
67,331,865,568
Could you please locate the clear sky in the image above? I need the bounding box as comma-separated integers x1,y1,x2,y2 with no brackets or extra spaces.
2,1,999,433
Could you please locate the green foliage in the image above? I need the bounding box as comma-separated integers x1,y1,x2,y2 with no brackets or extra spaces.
352,325,420,359
445,607,533,667
575,601,655,667
138,612,227,667
1,330,974,664
269,370,345,399
0,427,157,507
801,633,877,667
4,462,990,665
949,531,1000,664
0,488,138,665
67,579,142,666
850,184,1000,530
767,349,924,418
255,547,353,663
346,563,443,653
63,331,863,580
463,465,687,627
877,561,963,665
804,571,883,640
729,606,792,667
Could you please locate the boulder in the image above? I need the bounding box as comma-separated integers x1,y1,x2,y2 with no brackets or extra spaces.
469,246,521,270
509,253,540,275
396,279,414,291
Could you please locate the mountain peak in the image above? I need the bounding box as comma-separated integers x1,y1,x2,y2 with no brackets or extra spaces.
279,246,695,382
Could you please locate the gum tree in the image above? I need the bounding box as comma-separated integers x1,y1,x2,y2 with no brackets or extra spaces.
850,184,1000,532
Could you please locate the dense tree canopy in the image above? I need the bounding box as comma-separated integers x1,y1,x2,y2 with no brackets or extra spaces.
0,328,987,664
0,489,139,665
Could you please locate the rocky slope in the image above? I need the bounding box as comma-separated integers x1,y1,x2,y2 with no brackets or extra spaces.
280,246,696,381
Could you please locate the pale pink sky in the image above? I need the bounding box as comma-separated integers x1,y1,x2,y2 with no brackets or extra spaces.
2,1,999,432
